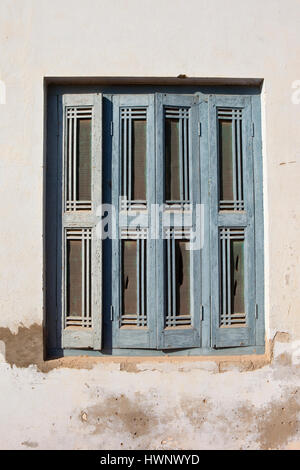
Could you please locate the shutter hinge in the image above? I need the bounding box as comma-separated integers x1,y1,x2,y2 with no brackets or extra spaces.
198,122,201,137
255,304,258,320
201,305,204,321
251,122,255,137
110,305,114,321
110,121,113,136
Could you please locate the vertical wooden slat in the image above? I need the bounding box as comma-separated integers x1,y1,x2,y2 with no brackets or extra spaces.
183,115,188,201
141,239,145,326
232,117,237,209
226,236,231,325
128,115,132,201
179,117,184,201
236,117,242,204
81,231,86,324
186,116,190,200
222,236,227,325
137,238,140,325
123,115,128,199
251,94,265,347
73,115,77,202
167,238,171,325
171,236,176,324
86,233,90,326
68,116,73,203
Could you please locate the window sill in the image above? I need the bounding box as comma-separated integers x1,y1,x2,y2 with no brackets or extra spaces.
49,345,265,358
43,344,269,374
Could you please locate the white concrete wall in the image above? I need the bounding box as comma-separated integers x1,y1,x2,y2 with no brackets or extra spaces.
0,0,300,449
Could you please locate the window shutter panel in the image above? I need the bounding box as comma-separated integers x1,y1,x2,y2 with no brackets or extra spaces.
156,94,201,349
59,93,102,350
209,95,256,348
111,94,156,349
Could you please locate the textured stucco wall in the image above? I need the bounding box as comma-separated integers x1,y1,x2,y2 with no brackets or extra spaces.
0,0,300,449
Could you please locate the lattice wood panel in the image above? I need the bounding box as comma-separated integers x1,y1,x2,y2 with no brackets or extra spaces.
165,106,191,206
164,228,191,328
219,227,246,327
218,107,244,211
120,228,148,327
65,228,92,328
120,107,147,210
65,107,92,212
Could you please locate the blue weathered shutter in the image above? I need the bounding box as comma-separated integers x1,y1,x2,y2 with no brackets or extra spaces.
56,93,102,349
112,95,156,348
209,95,256,348
156,94,201,349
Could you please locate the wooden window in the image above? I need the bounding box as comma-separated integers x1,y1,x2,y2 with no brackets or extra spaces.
47,88,264,355
47,93,102,350
210,95,259,348
112,95,156,349
156,94,201,349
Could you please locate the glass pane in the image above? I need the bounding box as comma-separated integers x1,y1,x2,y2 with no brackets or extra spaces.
165,118,180,201
231,239,245,314
77,118,91,200
122,240,137,315
175,240,190,316
132,119,146,200
67,239,82,317
219,119,233,201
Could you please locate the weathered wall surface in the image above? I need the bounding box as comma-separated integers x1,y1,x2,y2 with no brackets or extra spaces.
0,0,300,449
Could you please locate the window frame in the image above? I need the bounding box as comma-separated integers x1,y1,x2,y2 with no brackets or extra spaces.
46,85,265,357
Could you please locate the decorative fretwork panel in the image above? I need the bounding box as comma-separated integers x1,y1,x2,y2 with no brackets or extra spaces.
165,107,190,206
120,227,148,240
163,226,191,239
219,228,246,327
218,108,244,211
120,107,147,210
121,228,148,328
164,228,191,328
65,228,92,328
65,107,92,211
